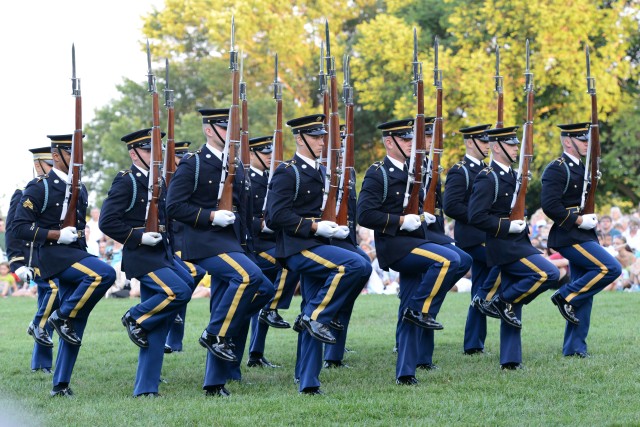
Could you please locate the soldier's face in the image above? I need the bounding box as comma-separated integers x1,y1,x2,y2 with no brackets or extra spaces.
425,135,433,151
299,134,324,158
572,137,588,156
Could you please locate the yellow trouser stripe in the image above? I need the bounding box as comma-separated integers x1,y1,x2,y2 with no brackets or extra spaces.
259,252,277,265
410,248,450,313
514,258,548,304
136,272,176,324
69,262,103,318
486,273,502,300
183,260,198,277
39,280,59,328
566,244,608,302
218,254,250,337
301,250,345,320
270,269,288,309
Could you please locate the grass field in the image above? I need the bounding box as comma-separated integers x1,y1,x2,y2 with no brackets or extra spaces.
1,292,639,426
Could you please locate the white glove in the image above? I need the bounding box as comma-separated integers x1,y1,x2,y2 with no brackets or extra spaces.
422,212,437,225
15,266,34,282
141,232,162,246
261,223,274,234
212,210,236,227
579,214,598,230
315,221,339,238
58,226,78,245
508,220,526,234
400,214,422,232
333,225,350,240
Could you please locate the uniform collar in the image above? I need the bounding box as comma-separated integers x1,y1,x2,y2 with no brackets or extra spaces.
465,154,482,166
205,143,223,161
297,152,318,169
563,151,581,165
250,166,266,175
493,159,512,173
52,167,68,182
133,164,149,177
386,155,405,171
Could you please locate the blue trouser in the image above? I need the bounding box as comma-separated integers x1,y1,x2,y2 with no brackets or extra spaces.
324,246,372,362
52,257,115,388
556,242,621,356
295,277,325,391
395,273,423,378
462,245,496,352
165,256,205,351
31,277,59,370
497,254,559,365
132,264,193,396
249,249,299,357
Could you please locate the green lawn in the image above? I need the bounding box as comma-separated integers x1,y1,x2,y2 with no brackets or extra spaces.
1,292,638,426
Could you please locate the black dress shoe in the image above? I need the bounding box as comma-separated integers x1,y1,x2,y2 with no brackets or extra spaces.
300,387,324,395
329,319,344,330
551,291,580,325
402,308,444,330
396,375,419,385
50,387,74,397
489,297,522,329
258,309,291,329
323,360,350,369
199,330,237,362
164,345,173,354
28,321,54,347
47,311,81,346
32,367,53,374
417,363,439,370
134,392,161,398
464,348,485,355
566,352,590,358
472,295,500,319
292,314,304,333
247,356,281,368
300,316,336,344
121,311,149,348
500,362,523,370
205,385,231,397
173,314,184,325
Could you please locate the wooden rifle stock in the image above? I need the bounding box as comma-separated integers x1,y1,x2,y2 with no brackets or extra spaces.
495,45,504,129
423,88,442,214
509,85,534,220
336,89,354,225
404,79,425,215
219,51,240,211
582,46,599,215
145,89,163,232
321,65,340,221
62,95,83,228
164,105,175,187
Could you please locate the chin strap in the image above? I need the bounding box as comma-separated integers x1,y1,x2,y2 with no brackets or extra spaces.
133,148,150,171
391,136,409,160
57,148,70,171
497,141,515,164
300,134,318,161
471,138,487,159
255,152,269,172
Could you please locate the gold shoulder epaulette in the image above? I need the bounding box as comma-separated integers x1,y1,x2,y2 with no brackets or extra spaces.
481,166,493,175
372,161,384,170
35,174,49,183
284,159,296,168
454,160,466,169
554,157,565,164
119,169,132,176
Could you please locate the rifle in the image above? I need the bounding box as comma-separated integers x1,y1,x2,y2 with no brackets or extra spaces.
319,42,330,164
217,16,240,211
495,45,504,129
403,28,426,215
423,36,444,215
336,54,354,226
163,58,176,188
581,45,600,214
320,20,341,221
262,54,282,214
240,53,251,194
61,44,83,228
509,39,534,221
144,40,163,233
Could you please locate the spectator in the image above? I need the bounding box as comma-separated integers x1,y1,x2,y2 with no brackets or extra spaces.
12,279,37,297
623,217,640,252
361,243,399,295
1,261,18,297
546,247,570,288
85,227,100,256
610,206,623,223
192,273,211,298
86,207,104,242
598,215,621,237
356,225,374,248
0,218,6,257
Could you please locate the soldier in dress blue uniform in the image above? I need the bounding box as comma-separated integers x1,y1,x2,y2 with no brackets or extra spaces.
265,114,370,395
357,119,462,385
99,129,194,397
443,124,502,355
5,146,59,373
12,134,116,396
166,108,275,397
245,135,301,368
165,141,206,354
468,126,559,369
541,123,621,358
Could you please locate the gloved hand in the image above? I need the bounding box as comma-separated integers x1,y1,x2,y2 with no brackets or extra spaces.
58,226,78,245
400,214,422,232
578,213,598,230
15,266,34,282
141,232,162,246
315,221,339,238
261,223,274,234
333,225,350,240
212,210,236,227
422,212,437,225
508,220,526,234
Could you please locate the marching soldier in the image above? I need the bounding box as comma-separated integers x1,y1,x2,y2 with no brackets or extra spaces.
443,124,501,355
541,123,621,357
468,126,559,369
5,147,59,373
246,135,300,368
99,129,194,397
265,114,370,395
13,134,116,396
166,108,275,397
357,119,462,385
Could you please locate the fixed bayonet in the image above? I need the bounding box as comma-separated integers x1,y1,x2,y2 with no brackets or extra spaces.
71,43,81,96
273,53,282,100
412,28,422,96
495,45,503,94
239,51,246,101
230,15,238,70
586,45,595,94
318,42,327,92
342,55,352,104
164,58,174,108
325,19,333,73
433,36,442,89
146,39,156,92
524,39,533,91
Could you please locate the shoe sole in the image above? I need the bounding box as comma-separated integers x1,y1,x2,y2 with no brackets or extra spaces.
258,317,291,329
402,315,444,330
47,318,81,346
121,317,149,348
301,323,336,344
551,295,580,325
198,337,237,362
490,301,522,329
27,326,54,348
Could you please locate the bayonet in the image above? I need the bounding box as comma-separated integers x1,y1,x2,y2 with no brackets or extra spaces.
273,53,282,100
71,44,80,96
164,58,174,108
229,15,238,70
495,45,503,94
146,39,156,92
342,55,352,104
412,28,422,96
318,42,327,92
524,39,533,91
325,19,332,72
433,36,442,89
586,44,595,94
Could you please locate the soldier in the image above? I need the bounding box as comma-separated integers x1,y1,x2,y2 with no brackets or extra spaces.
265,114,370,395
443,124,501,355
245,135,300,368
12,134,116,396
166,108,275,397
5,147,59,373
99,129,194,397
357,119,462,385
541,123,621,357
468,126,559,369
